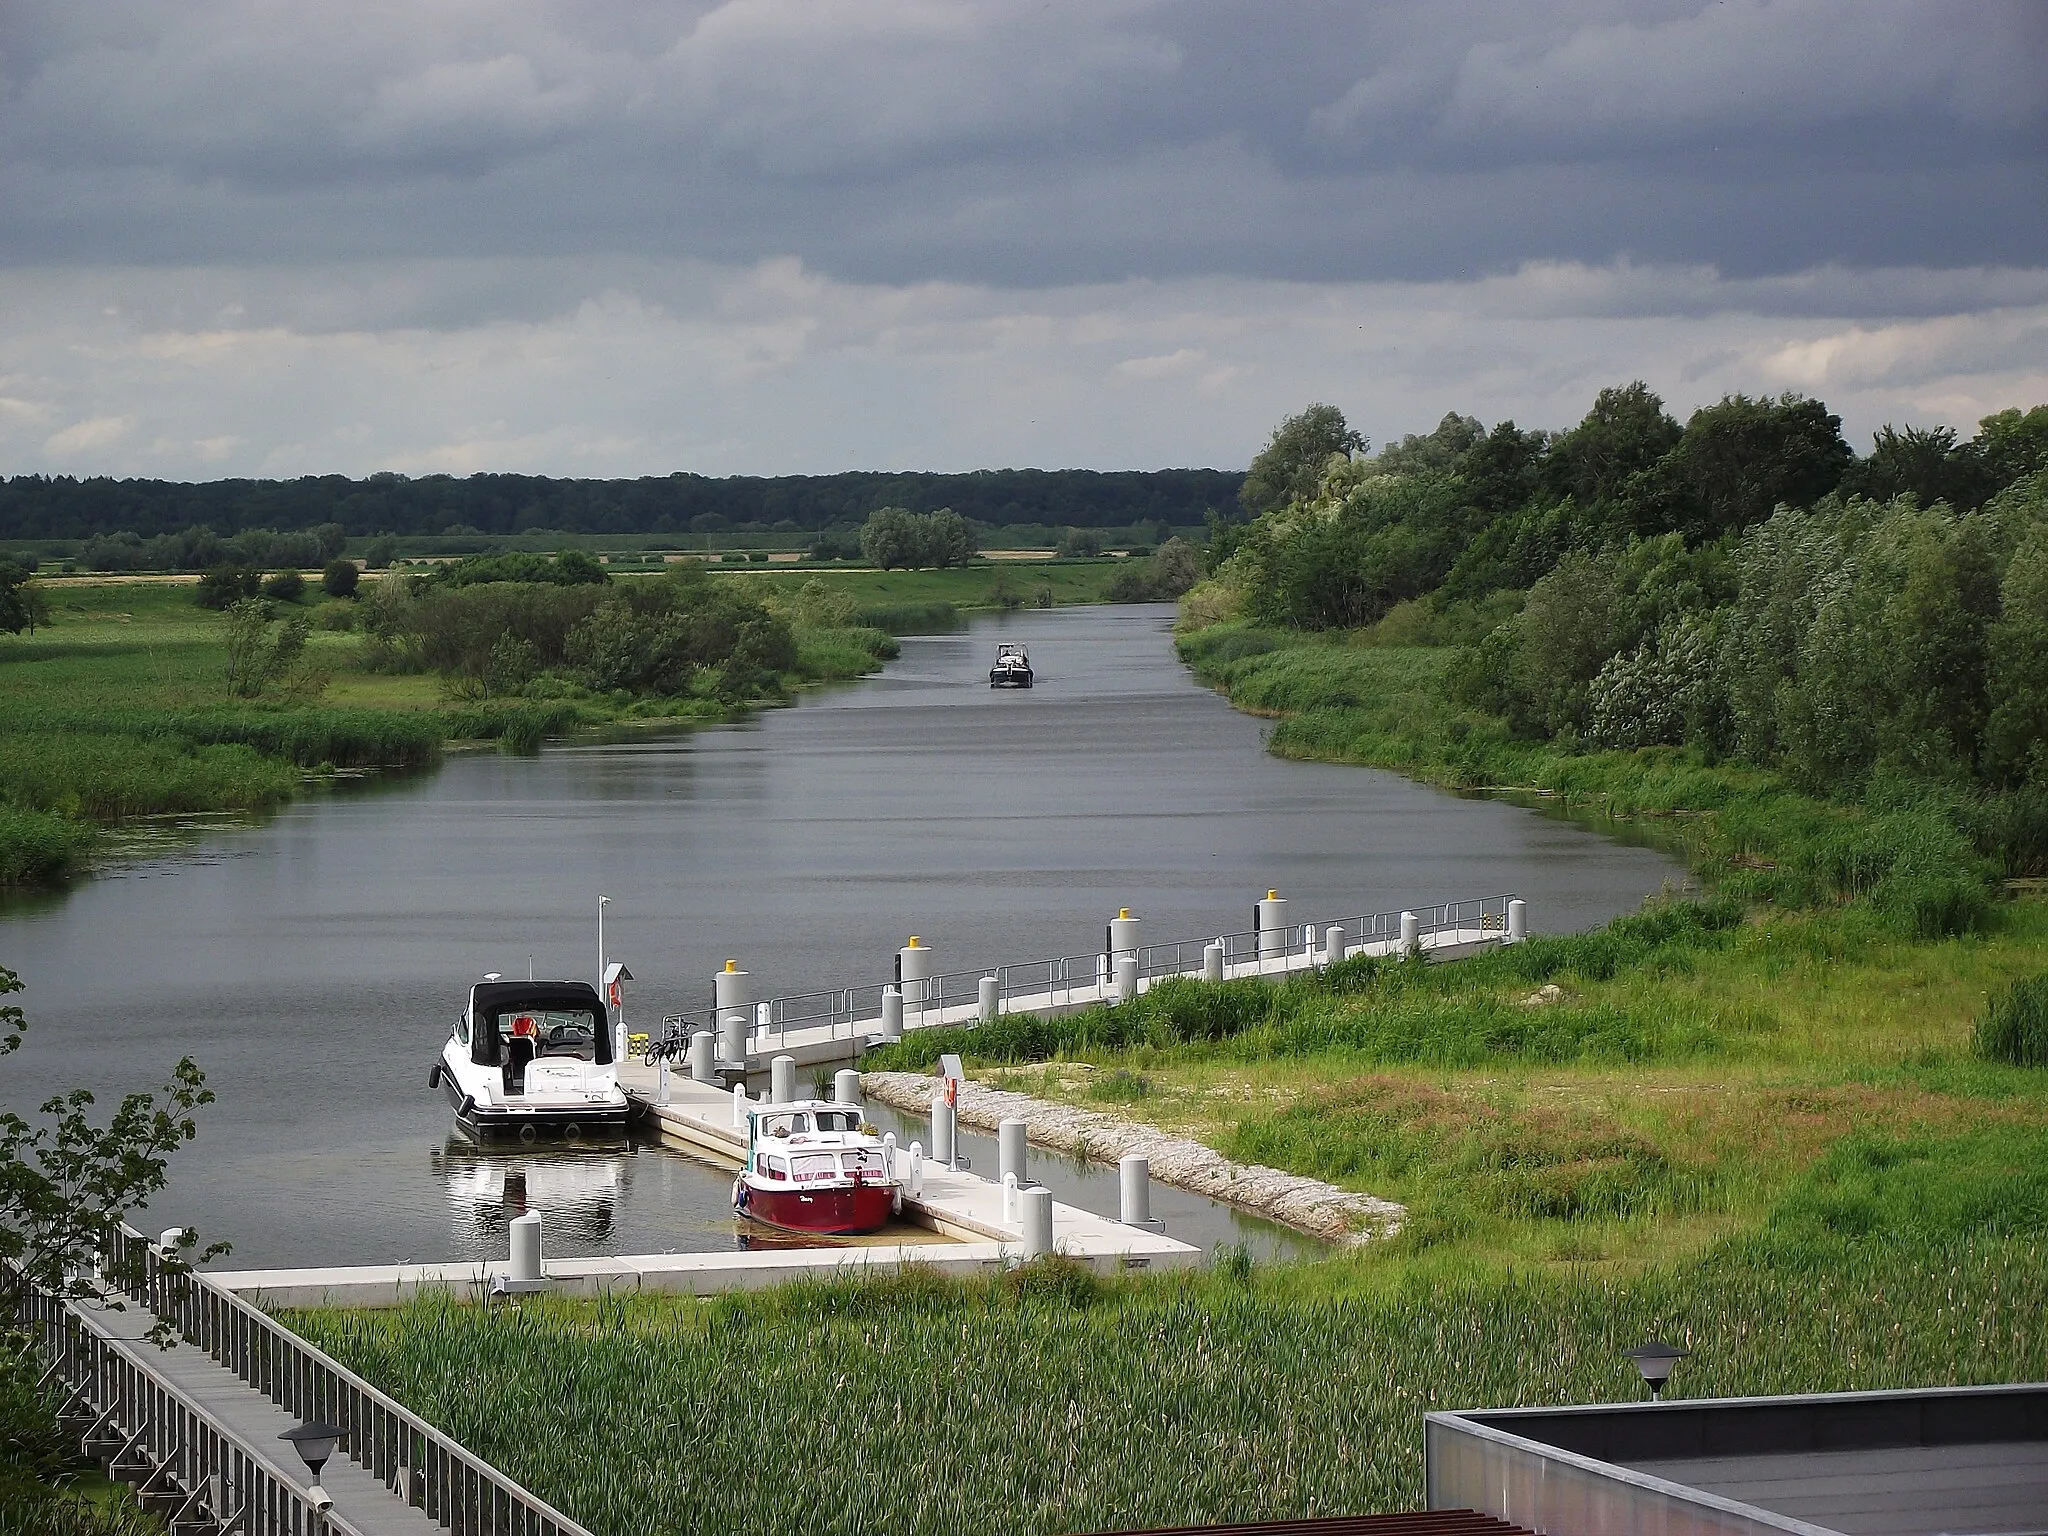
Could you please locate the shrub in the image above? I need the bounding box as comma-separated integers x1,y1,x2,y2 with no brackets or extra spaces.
194,564,261,609
1975,976,2048,1067
322,559,361,598
262,569,306,601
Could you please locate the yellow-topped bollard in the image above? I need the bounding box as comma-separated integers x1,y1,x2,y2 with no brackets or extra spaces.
1108,907,1142,959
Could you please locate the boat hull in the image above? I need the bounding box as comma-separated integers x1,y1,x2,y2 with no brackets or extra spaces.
439,1068,630,1143
734,1178,896,1235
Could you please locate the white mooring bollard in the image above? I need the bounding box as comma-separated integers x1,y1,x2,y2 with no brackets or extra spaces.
882,1131,897,1176
907,1141,925,1198
657,1055,671,1106
1257,889,1288,960
689,1030,715,1084
508,1211,543,1285
1020,1186,1053,1258
1325,925,1348,966
1400,909,1420,958
1108,907,1142,959
1002,1171,1019,1222
933,1099,955,1166
979,974,1000,1023
1203,941,1225,983
1119,1153,1165,1233
770,1054,796,1105
999,1118,1028,1188
898,936,934,1019
880,987,904,1041
1507,898,1528,944
1115,955,1140,1003
714,960,751,1062
731,1082,749,1129
834,1069,862,1107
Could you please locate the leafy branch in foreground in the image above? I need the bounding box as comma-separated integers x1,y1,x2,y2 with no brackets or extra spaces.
0,967,225,1338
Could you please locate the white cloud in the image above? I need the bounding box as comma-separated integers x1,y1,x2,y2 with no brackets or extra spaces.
0,257,2041,481
43,414,133,453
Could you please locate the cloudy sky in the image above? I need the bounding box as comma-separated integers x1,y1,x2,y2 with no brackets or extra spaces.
1,0,2043,480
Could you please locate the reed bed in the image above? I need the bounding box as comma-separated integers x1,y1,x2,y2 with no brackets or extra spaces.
289,1226,2048,1536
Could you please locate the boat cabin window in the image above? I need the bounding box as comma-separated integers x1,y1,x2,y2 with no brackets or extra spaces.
761,1113,807,1138
764,1156,788,1181
814,1110,860,1133
455,1016,470,1045
791,1153,838,1183
494,1009,601,1063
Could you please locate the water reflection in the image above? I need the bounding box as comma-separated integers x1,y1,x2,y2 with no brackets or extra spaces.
433,1138,629,1257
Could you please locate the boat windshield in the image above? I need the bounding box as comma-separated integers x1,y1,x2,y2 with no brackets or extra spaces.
814,1110,862,1132
842,1149,885,1176
494,1008,601,1063
790,1153,839,1183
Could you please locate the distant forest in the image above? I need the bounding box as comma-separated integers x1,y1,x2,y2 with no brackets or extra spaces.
0,467,1243,542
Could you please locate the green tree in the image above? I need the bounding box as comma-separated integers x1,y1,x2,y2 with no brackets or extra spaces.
1842,423,1976,508
262,569,305,601
1374,411,1479,477
858,507,923,570
221,600,316,700
1512,551,1622,736
1971,405,2048,492
322,558,361,599
1544,382,1682,507
194,563,262,610
0,561,48,635
1986,531,2048,786
1624,393,1852,542
922,508,978,568
1239,404,1365,516
0,966,223,1330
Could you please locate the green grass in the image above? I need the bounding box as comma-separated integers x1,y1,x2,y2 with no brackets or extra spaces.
289,1204,2048,1536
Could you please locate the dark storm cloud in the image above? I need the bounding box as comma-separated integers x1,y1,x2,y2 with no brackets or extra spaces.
2,0,2042,284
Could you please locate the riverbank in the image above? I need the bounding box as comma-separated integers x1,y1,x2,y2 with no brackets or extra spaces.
0,562,1132,886
860,1069,1405,1244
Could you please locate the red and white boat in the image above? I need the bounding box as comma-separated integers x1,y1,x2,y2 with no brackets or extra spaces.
732,1100,898,1236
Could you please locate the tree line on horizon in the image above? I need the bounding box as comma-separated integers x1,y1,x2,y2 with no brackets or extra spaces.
0,466,1243,546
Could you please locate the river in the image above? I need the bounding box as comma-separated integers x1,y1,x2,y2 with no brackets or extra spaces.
0,604,1685,1268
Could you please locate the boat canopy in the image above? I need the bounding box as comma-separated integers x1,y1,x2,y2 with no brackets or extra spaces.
466,980,614,1067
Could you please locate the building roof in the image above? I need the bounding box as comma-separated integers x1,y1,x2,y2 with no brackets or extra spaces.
1428,1383,2048,1536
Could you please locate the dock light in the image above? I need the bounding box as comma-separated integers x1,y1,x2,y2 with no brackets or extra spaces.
280,1420,344,1512
1625,1340,1689,1398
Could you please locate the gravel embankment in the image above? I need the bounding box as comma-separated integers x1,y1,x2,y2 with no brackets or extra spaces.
861,1071,1404,1245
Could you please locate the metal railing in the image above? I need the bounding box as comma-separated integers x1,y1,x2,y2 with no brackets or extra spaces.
746,894,1516,1051
19,1274,369,1536
103,1227,595,1536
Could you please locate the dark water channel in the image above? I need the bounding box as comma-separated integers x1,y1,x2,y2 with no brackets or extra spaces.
0,605,1684,1269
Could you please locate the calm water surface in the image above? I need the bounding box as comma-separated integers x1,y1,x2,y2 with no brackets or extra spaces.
0,605,1683,1267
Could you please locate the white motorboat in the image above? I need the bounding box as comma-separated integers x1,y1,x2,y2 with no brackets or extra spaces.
429,979,631,1143
989,642,1033,688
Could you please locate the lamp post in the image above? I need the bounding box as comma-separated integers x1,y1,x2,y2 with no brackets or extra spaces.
280,1421,344,1525
1625,1340,1690,1399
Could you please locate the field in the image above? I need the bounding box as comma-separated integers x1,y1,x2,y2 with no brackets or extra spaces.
276,623,2048,1536
0,562,1132,885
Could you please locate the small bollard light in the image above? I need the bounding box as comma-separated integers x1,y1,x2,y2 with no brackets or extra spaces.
1625,1340,1690,1398
280,1421,344,1516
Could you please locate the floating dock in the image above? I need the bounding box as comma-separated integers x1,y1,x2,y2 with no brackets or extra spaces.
209,1071,1197,1309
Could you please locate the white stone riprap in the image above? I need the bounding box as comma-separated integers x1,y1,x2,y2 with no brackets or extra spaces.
861,1071,1404,1245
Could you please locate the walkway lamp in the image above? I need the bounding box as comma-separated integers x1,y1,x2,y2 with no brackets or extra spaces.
280,1421,344,1515
1625,1340,1689,1399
